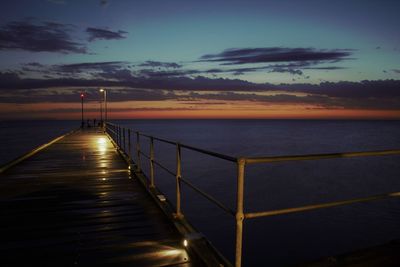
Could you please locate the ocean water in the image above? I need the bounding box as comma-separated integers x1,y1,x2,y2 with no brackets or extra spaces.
0,120,79,165
2,119,400,266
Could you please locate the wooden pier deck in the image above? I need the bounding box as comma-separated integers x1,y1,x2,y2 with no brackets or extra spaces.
0,129,199,266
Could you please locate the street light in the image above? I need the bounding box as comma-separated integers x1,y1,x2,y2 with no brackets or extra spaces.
80,92,85,128
99,95,103,126
99,88,107,128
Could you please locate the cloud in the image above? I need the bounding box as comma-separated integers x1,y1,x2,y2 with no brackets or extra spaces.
269,68,303,75
138,61,182,69
52,61,128,73
0,20,86,54
138,69,200,78
200,47,354,65
304,66,347,70
97,69,136,80
199,49,350,76
0,71,21,84
2,67,400,99
2,81,399,111
185,91,400,110
86,27,127,41
1,69,400,110
24,62,44,67
24,61,135,80
283,80,400,98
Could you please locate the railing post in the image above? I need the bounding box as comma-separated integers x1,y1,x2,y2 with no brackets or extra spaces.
128,129,132,164
235,158,246,267
175,143,183,218
149,137,155,188
136,132,141,172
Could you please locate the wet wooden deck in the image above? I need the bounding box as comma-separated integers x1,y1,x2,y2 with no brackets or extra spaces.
0,129,198,266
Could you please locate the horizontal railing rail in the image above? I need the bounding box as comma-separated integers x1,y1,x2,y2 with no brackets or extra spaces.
139,132,237,162
244,191,400,219
245,149,400,164
105,122,400,267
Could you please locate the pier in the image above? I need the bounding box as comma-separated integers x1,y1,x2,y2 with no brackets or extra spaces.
1,123,400,267
0,128,227,266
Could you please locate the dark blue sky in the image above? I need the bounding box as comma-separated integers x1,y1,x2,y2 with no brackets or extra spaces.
0,0,400,119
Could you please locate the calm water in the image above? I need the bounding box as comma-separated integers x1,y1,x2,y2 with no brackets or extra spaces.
2,119,400,266
0,120,78,165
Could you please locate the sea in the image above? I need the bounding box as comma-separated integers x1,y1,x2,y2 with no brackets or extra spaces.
1,119,400,266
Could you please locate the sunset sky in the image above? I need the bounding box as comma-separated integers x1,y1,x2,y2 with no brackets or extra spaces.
1,0,400,119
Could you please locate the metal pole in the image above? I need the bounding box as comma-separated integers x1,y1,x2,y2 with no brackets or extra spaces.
175,143,183,218
104,90,107,126
150,137,155,188
80,94,84,128
235,158,246,267
136,132,141,172
128,129,132,164
100,100,103,126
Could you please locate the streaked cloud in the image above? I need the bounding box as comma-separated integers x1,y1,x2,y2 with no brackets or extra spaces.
200,47,354,65
86,27,127,42
138,61,182,69
1,68,400,111
0,20,86,54
52,61,128,73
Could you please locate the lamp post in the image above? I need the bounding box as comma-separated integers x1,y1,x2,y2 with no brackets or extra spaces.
99,88,107,128
80,92,84,128
99,97,103,127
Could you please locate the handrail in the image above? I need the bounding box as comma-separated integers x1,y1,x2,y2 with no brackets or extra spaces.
181,143,237,162
105,122,400,267
108,122,236,162
153,159,176,177
245,149,400,164
245,191,400,219
141,132,177,146
180,176,235,216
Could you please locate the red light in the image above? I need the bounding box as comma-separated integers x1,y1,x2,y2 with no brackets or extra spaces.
80,93,84,98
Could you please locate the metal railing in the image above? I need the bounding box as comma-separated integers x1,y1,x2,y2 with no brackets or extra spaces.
105,122,400,267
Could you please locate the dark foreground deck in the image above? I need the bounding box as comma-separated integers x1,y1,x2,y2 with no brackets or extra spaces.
0,129,198,266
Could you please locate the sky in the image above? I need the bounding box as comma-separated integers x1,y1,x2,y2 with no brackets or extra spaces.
0,0,400,119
